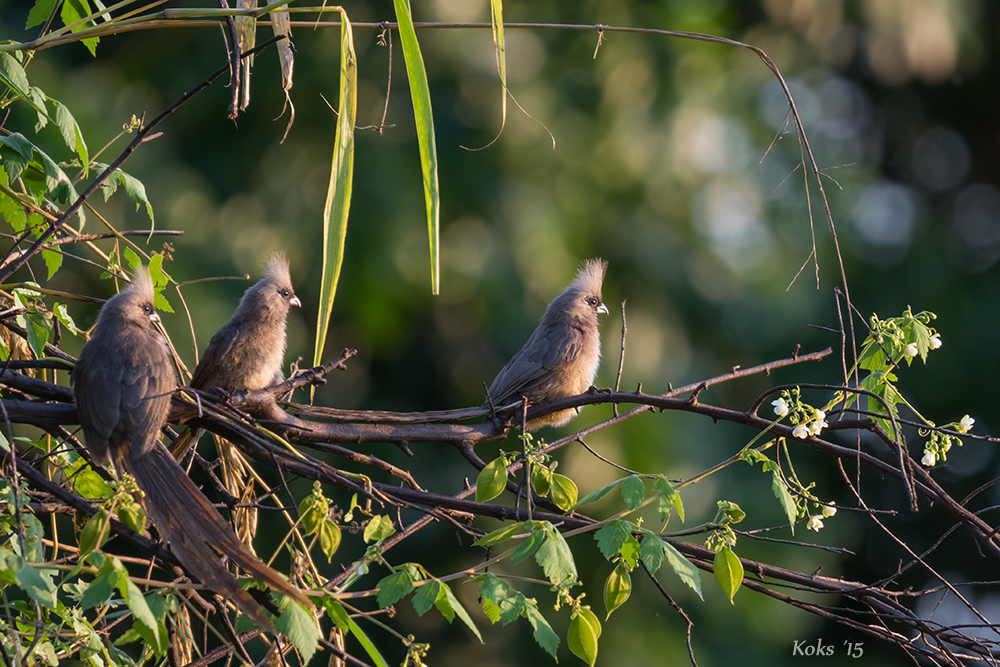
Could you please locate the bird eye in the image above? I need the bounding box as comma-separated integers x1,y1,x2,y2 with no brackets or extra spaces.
142,304,152,313
280,289,290,298
587,297,598,306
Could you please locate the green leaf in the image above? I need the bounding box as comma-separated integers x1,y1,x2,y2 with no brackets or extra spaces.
276,601,319,665
0,187,28,234
654,475,684,523
392,0,440,294
594,520,633,560
511,525,545,565
571,477,624,511
345,614,390,667
122,578,167,655
662,540,703,599
473,521,523,547
116,502,146,535
603,562,631,619
41,248,62,280
0,54,47,119
531,465,551,496
639,533,665,572
313,9,357,368
713,546,743,603
323,597,350,632
26,0,58,29
15,561,56,609
117,171,154,223
568,607,601,667
376,569,414,608
52,303,78,335
319,519,342,561
53,101,88,166
549,473,578,511
771,471,797,535
440,582,483,642
60,0,100,56
80,568,118,609
621,474,645,510
22,310,51,359
411,579,442,616
79,509,109,558
535,523,577,585
476,455,508,503
619,533,641,569
363,514,395,543
522,599,559,657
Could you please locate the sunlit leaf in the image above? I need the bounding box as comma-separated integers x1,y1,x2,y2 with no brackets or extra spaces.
392,0,440,294
314,9,357,368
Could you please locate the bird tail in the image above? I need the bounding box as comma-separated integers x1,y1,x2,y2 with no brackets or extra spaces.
112,443,311,632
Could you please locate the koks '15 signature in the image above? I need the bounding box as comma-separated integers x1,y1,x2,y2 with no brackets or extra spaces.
792,639,863,658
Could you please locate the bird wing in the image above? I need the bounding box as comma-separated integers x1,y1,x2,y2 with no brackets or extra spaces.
487,324,583,405
73,351,123,464
118,329,175,457
189,323,240,389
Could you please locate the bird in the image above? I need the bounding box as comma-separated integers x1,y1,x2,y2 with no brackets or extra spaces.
72,267,310,633
190,252,301,393
486,258,609,429
171,252,301,459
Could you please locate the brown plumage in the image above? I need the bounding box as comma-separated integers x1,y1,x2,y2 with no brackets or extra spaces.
73,268,309,633
487,258,609,429
190,252,301,392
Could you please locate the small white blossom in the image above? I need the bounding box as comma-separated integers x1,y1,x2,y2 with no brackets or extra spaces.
921,451,936,467
807,515,824,531
944,440,952,452
725,532,737,546
904,343,918,357
809,420,829,436
958,415,975,433
929,334,942,349
822,505,837,518
353,561,369,576
772,397,789,417
814,409,826,421
792,423,809,439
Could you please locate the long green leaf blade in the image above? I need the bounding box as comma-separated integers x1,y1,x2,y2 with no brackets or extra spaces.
392,0,440,294
313,9,357,367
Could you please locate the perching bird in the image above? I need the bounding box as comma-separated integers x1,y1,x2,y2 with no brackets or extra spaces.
486,258,609,429
171,253,301,460
190,252,301,393
73,268,310,633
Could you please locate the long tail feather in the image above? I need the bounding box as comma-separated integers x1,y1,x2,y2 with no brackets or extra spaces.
113,444,311,632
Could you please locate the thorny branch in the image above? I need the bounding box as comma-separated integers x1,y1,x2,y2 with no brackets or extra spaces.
1,338,999,664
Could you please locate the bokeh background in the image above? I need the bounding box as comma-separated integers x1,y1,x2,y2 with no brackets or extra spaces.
3,0,1000,664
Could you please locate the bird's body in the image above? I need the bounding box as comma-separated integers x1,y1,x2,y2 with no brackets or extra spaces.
73,268,309,633
191,252,301,392
487,259,609,428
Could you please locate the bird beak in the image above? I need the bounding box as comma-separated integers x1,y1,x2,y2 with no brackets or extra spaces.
150,312,161,324
597,302,609,315
290,295,302,308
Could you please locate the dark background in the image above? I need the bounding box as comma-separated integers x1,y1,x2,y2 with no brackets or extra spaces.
3,1,1000,664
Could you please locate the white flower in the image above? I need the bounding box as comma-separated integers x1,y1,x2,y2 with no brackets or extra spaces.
904,343,918,357
792,423,809,439
814,409,826,421
353,561,369,576
958,415,975,433
921,451,936,467
809,420,829,436
822,505,837,518
772,398,789,417
807,515,824,531
929,334,942,349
